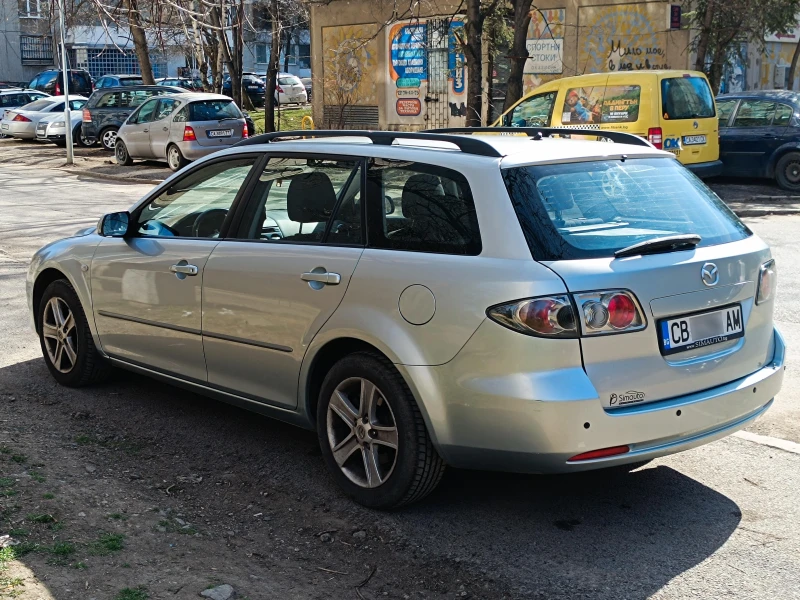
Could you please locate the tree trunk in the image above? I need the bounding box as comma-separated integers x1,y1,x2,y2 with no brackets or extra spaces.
213,2,241,105
283,22,294,73
789,40,800,90
464,0,483,127
503,0,533,112
263,0,281,132
693,0,716,72
708,48,725,94
124,0,154,84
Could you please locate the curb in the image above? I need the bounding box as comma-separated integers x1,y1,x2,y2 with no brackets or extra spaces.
734,208,800,218
60,168,164,186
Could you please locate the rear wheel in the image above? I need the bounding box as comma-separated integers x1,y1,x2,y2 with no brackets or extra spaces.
115,139,133,166
38,279,111,387
74,124,95,147
317,352,445,509
99,127,118,151
775,152,800,191
167,144,187,172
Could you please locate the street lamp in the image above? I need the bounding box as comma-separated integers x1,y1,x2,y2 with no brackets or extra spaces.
58,0,73,164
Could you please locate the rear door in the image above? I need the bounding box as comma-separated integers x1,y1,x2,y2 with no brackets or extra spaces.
502,157,775,408
659,74,718,166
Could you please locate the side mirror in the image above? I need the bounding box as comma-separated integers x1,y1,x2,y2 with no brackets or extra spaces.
384,195,395,215
98,211,130,237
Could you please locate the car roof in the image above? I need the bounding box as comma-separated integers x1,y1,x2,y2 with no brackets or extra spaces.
171,92,233,101
104,74,143,78
717,89,800,105
95,85,186,93
230,131,669,166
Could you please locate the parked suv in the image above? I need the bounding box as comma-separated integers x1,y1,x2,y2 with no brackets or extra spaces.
26,128,784,508
27,69,93,96
95,74,144,89
82,85,185,151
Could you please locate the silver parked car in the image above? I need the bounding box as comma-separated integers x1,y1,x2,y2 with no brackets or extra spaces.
36,111,96,147
26,129,785,508
0,95,87,139
115,93,247,171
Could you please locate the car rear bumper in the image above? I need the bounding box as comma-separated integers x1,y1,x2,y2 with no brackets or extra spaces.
176,141,240,161
686,159,724,178
402,326,785,473
2,122,35,138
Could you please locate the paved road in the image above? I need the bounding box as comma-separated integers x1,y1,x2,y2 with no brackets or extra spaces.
1,164,799,600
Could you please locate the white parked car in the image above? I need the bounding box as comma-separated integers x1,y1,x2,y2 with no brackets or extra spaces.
36,111,96,147
255,73,308,104
26,128,784,508
1,95,87,139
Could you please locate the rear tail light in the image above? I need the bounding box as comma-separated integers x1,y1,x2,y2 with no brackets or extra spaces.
488,290,645,338
487,295,577,338
82,108,92,122
573,290,646,335
12,114,31,122
647,127,663,149
568,445,630,462
183,126,196,141
277,85,284,93
756,259,777,305
242,122,248,138
55,80,61,95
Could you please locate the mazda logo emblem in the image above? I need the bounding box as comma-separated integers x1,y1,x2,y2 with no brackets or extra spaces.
701,262,719,286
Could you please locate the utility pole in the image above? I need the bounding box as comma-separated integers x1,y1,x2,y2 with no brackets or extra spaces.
58,0,73,164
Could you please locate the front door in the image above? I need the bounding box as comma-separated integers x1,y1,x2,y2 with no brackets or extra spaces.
91,156,259,381
125,97,159,157
202,155,366,408
720,98,778,177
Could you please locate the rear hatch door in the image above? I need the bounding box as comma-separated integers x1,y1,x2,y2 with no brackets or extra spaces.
188,99,246,147
502,155,776,409
660,74,719,166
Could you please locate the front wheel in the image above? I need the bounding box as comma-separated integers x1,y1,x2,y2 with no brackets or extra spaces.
317,352,445,509
38,279,111,387
167,144,188,172
115,139,133,166
775,151,800,191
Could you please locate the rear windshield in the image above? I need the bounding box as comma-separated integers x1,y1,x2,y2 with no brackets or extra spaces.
120,78,144,86
189,100,242,121
278,76,300,86
502,158,751,260
661,76,715,120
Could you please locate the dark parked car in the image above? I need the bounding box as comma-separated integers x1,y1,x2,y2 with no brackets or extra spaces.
157,77,203,91
222,73,265,107
27,69,93,96
95,74,144,89
82,85,185,151
717,90,800,190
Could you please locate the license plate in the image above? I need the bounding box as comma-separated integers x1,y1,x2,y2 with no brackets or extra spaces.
247,86,258,90
683,135,706,145
207,129,233,138
659,304,743,356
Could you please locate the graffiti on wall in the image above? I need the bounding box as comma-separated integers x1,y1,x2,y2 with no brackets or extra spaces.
522,8,565,93
578,3,670,74
321,24,378,107
718,43,747,94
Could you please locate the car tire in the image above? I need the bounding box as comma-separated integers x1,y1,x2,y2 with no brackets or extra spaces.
317,352,445,509
75,124,95,148
115,139,133,166
54,140,67,148
38,279,111,387
99,127,118,151
775,152,800,191
167,144,188,172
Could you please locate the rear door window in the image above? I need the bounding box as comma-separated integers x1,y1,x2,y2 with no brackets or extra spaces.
96,92,122,108
732,100,775,127
661,76,715,120
773,103,793,126
502,158,750,260
154,98,179,120
366,160,481,255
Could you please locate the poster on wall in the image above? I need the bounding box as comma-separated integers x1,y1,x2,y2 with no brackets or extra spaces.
386,18,467,126
525,8,565,75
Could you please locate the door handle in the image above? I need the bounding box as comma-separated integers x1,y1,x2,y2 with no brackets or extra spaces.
301,271,341,285
170,263,198,275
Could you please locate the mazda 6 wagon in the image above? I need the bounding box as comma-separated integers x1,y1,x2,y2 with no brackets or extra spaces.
27,128,785,508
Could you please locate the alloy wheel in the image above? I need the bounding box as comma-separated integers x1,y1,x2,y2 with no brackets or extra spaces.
168,147,181,170
116,143,127,163
326,377,399,488
102,129,117,150
41,297,78,374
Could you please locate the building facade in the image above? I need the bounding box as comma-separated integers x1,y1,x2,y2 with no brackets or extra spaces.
0,0,56,84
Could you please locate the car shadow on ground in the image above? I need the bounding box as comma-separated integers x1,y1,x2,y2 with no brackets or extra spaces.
0,357,741,599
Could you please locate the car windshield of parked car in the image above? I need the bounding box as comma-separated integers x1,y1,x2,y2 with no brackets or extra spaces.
21,99,54,111
189,100,241,121
661,76,715,120
502,157,750,260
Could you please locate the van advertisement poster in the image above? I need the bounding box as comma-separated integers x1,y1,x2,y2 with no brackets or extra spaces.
387,19,467,125
560,85,641,124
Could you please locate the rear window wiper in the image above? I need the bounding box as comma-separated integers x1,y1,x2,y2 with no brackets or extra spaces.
217,117,241,122
614,234,701,258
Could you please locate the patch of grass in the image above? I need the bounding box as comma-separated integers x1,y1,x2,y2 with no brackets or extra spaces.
0,488,18,498
26,513,55,524
0,445,10,454
88,533,124,555
0,477,17,497
42,493,55,499
8,529,29,537
121,562,131,568
115,587,149,600
10,454,26,464
49,542,75,557
29,470,45,483
75,434,93,445
7,542,38,557
74,433,142,456
108,512,127,521
73,561,88,570
250,106,312,134
49,522,64,532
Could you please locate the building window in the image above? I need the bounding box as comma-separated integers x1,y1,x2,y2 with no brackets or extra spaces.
297,43,310,69
20,35,54,64
255,43,268,64
19,0,44,17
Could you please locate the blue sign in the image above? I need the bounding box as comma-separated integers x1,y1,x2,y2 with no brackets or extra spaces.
448,21,465,94
390,24,427,81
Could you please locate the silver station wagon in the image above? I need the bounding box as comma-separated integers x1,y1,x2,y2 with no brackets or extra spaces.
115,92,248,172
27,128,785,508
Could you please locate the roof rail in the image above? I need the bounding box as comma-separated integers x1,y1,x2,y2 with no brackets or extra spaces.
233,129,503,157
426,127,653,148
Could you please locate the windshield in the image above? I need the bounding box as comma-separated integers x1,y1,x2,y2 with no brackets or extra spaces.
188,100,242,121
21,99,54,111
502,158,751,260
661,76,716,120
